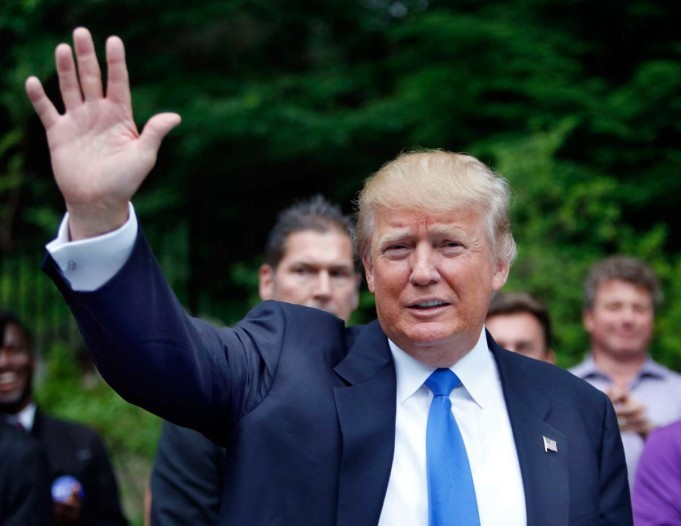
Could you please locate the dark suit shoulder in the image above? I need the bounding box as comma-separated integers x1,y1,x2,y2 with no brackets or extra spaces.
34,411,104,445
32,410,111,482
242,300,347,329
0,423,45,462
235,300,353,360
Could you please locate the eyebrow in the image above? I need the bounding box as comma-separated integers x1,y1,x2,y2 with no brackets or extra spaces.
376,229,413,246
377,224,471,245
428,224,470,238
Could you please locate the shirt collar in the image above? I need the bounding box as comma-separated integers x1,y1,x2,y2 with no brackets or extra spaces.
573,353,667,382
16,402,36,432
389,327,495,409
639,358,670,379
571,354,602,379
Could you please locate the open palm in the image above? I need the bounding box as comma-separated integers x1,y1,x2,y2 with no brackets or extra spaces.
25,27,180,239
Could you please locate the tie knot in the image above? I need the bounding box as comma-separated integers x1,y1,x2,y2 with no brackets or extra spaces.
425,368,461,397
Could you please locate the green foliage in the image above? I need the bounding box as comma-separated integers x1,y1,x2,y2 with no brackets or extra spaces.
477,118,677,367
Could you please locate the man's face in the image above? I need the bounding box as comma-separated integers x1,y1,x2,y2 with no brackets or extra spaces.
259,229,359,322
363,206,509,367
0,323,33,412
583,279,654,360
485,312,554,363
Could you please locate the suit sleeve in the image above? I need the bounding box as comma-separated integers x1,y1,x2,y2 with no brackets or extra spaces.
150,421,226,526
597,397,633,525
42,230,286,444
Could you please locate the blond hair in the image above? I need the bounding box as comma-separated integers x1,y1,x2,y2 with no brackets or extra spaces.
356,149,516,265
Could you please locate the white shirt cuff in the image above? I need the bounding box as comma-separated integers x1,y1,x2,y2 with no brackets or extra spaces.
45,202,138,291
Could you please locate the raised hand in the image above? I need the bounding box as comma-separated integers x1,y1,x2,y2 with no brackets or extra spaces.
25,27,181,240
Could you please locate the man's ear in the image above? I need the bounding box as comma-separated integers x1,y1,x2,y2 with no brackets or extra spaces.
492,260,510,291
362,254,375,293
259,264,275,301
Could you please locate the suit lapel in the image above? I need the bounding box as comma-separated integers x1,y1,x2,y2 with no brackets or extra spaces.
334,321,396,526
490,334,570,526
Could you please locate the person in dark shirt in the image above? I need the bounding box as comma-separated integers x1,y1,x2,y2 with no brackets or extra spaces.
0,311,128,525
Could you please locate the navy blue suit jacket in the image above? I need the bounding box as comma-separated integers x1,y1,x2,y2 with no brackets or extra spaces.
44,233,631,525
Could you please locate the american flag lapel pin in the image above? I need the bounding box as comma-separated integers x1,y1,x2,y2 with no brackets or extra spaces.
543,435,558,453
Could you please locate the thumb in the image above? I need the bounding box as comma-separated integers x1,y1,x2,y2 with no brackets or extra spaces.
139,112,182,154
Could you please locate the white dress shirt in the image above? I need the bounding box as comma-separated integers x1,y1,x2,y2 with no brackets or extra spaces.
378,331,526,526
47,206,527,525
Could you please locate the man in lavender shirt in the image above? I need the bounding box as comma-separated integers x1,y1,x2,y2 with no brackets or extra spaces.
632,420,681,524
571,256,681,489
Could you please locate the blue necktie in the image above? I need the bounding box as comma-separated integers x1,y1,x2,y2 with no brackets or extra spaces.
425,368,480,526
